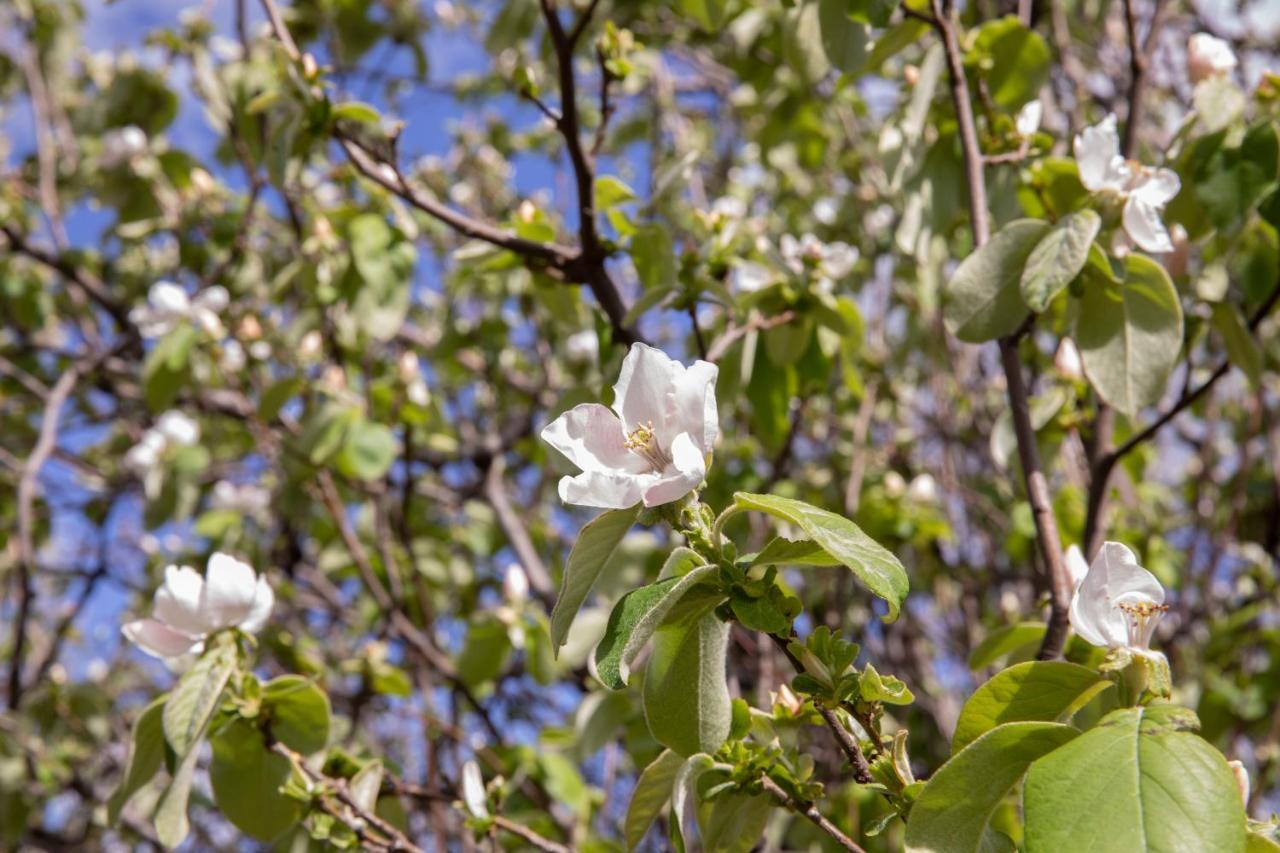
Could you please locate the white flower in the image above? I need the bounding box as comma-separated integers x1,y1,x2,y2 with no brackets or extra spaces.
298,330,324,362
460,761,489,818
779,234,858,291
129,281,228,338
565,330,599,363
124,430,166,475
125,411,200,477
711,196,747,221
210,480,272,516
1054,338,1084,381
156,411,200,446
1073,115,1181,253
1064,544,1090,591
883,471,906,497
101,125,147,168
1016,100,1043,137
730,261,773,293
813,197,839,225
219,339,247,373
1069,541,1167,651
541,343,719,509
1188,33,1237,84
906,473,937,503
503,564,530,604
122,552,274,659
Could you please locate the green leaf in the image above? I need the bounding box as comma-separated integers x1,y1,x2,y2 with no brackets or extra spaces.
643,609,731,757
1024,705,1247,852
263,675,331,755
952,661,1111,753
750,536,842,568
594,564,720,689
680,0,726,29
162,642,236,757
730,492,908,621
968,621,1046,670
336,420,399,481
143,324,198,411
107,696,167,825
701,793,772,853
944,219,1050,343
625,749,684,850
209,719,303,840
1076,253,1184,414
332,101,381,125
631,224,676,291
861,662,914,705
154,732,202,849
550,504,641,651
968,17,1051,109
456,615,513,687
594,175,636,210
1020,210,1101,312
1211,303,1263,388
258,376,304,421
818,0,871,73
905,722,1079,853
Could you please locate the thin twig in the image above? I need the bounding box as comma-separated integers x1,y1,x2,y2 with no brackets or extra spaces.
483,455,554,599
758,775,867,853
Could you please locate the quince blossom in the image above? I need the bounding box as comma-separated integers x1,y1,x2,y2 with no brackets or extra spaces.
1073,115,1180,253
1188,33,1237,84
779,233,858,290
1069,541,1167,652
541,343,718,509
130,281,229,339
124,411,200,475
122,553,274,659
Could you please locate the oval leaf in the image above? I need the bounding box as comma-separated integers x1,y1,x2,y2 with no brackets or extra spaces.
952,661,1110,753
625,749,685,850
643,610,731,757
550,504,641,650
209,719,303,841
944,219,1050,343
1020,209,1101,312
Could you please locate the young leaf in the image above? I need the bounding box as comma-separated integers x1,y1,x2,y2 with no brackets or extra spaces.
209,719,303,840
1211,302,1263,387
951,661,1110,753
905,722,1079,853
263,675,332,755
594,564,720,690
731,492,908,621
1024,705,1247,852
550,504,641,651
154,734,203,849
643,610,732,757
625,749,685,850
1020,209,1101,312
818,0,871,73
1077,254,1184,414
944,219,1051,343
162,642,236,757
107,696,167,825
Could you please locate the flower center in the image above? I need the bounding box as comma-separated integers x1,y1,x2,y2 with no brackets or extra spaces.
1117,599,1168,649
624,422,670,471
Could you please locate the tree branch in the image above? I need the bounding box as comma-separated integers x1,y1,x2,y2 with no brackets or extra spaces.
759,775,867,853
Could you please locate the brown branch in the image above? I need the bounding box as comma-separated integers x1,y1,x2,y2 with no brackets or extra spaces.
0,225,133,331
758,776,867,853
483,456,554,599
927,0,1070,659
705,310,797,362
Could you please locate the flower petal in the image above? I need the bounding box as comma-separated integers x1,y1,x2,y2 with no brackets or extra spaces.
671,360,720,455
1070,541,1164,649
238,575,275,634
557,470,650,509
149,281,190,315
641,432,706,507
200,552,260,630
540,403,643,474
1129,167,1180,207
153,565,208,635
1073,115,1123,192
1064,545,1090,592
122,618,203,659
1123,198,1174,253
155,411,200,446
611,343,680,434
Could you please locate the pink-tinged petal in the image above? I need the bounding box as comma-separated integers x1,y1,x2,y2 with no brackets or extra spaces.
641,433,706,507
611,343,681,434
238,575,275,634
557,470,649,509
540,404,641,474
201,552,259,630
671,360,720,455
153,565,208,635
1064,545,1089,592
122,618,203,659
1123,198,1174,253
1073,115,1122,192
1130,168,1181,207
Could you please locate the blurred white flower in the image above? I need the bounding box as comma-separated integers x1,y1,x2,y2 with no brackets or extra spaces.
122,552,274,659
730,260,773,293
1073,115,1180,253
813,197,839,226
460,761,489,818
906,473,938,503
101,125,147,168
711,196,746,221
1054,338,1084,381
1016,100,1043,137
883,471,906,497
1069,541,1167,652
779,233,858,290
129,281,228,338
503,564,530,604
565,329,599,363
541,343,718,509
125,411,199,476
219,339,247,372
248,340,272,361
210,480,271,517
1188,33,1237,84
157,411,200,446
298,330,324,362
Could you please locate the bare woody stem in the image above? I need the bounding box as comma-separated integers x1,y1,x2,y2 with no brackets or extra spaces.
758,775,868,853
927,0,1072,659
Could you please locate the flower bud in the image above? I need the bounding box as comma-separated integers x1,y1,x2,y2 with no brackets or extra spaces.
238,315,263,340
884,471,906,497
1228,760,1250,806
398,350,421,383
903,64,920,86
1054,338,1084,382
298,330,323,362
1188,33,1237,84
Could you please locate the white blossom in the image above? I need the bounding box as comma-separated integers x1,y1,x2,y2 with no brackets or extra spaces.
210,480,271,517
156,411,200,446
1054,338,1084,381
1016,100,1043,137
122,553,274,659
780,233,859,288
1064,544,1090,591
730,260,773,293
541,343,719,509
1069,541,1167,652
503,564,530,604
101,125,147,168
1073,115,1181,253
906,473,938,503
565,330,599,363
1188,33,1237,84
129,281,228,338
125,412,199,476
